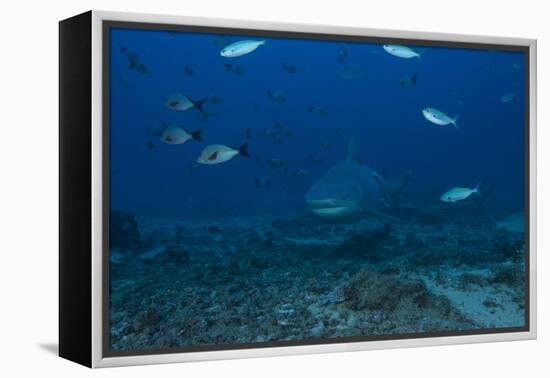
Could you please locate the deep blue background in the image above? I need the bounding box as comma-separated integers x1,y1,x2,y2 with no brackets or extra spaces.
109,27,525,218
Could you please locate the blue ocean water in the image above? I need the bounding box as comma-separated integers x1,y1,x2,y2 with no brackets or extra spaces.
108,26,527,352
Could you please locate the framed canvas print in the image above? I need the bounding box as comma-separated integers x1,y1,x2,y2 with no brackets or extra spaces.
59,10,537,368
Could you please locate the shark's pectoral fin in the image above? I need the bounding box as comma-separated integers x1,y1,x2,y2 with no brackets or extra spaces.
361,206,411,224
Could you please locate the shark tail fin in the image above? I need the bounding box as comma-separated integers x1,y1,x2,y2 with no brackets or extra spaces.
347,137,362,164
411,74,417,85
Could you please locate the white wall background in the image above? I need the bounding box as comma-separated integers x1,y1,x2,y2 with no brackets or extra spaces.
0,0,546,376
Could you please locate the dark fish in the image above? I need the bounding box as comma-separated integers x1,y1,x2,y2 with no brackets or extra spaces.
184,64,194,76
117,74,131,88
337,44,348,63
125,47,148,74
306,105,327,116
273,122,292,138
400,74,417,86
282,62,297,73
267,90,286,104
320,142,332,150
119,43,128,54
200,111,219,122
224,63,244,76
146,139,154,150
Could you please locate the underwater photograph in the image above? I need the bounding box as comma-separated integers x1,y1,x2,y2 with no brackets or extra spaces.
107,25,528,354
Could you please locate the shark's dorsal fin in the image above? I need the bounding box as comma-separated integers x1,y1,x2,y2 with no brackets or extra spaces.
348,137,362,164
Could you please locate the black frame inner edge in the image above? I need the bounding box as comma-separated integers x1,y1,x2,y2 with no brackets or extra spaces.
102,19,531,358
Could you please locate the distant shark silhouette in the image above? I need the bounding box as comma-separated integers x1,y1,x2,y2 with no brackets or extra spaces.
305,138,412,221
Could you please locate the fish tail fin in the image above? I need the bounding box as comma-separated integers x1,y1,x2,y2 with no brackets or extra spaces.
128,59,136,70
474,182,482,196
267,90,273,99
307,105,314,113
238,143,250,157
119,43,127,54
193,98,207,113
191,128,203,142
224,63,232,71
411,74,417,85
452,114,460,130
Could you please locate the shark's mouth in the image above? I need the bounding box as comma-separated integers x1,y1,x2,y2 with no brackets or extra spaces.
307,199,358,218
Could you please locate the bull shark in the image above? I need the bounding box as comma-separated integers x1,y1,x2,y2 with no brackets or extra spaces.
305,138,412,221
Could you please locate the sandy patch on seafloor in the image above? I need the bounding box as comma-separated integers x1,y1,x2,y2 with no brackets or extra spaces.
421,268,524,329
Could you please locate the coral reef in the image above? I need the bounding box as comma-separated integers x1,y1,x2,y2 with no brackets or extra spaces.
109,210,526,351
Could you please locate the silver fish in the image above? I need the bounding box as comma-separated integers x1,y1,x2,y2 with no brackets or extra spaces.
440,184,481,203
422,107,460,130
220,40,265,58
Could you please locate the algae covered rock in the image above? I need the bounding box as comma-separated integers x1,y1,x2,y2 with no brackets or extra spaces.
344,270,430,312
